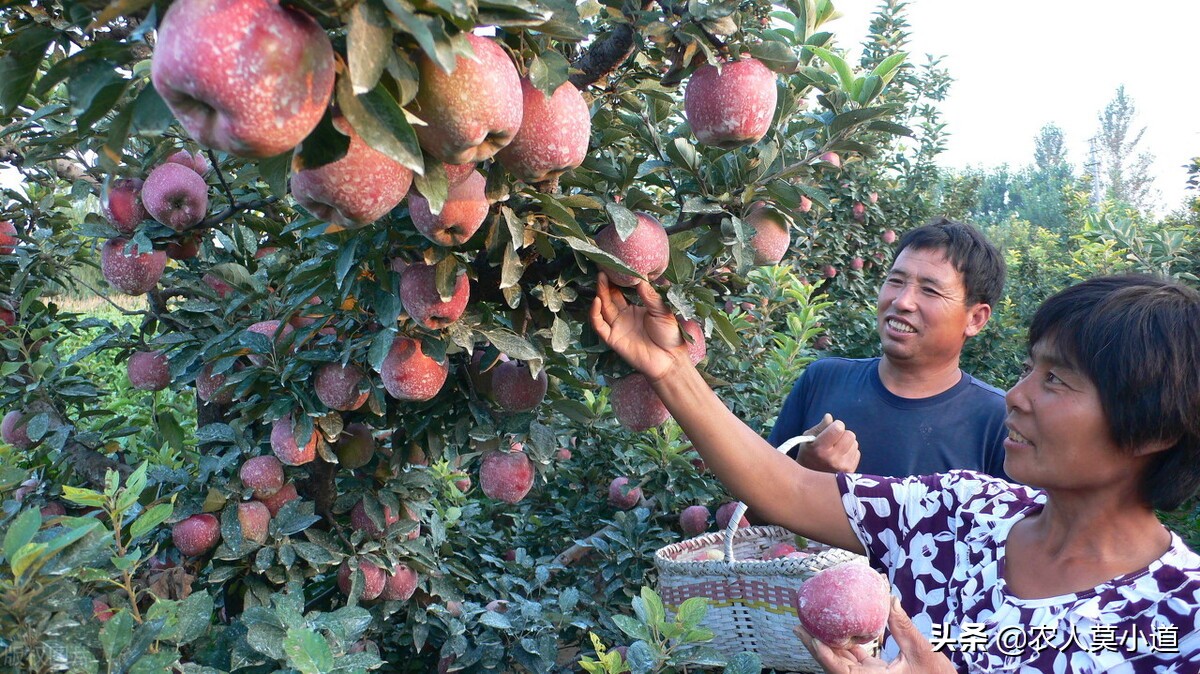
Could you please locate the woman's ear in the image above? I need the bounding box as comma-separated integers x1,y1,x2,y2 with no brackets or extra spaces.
1133,436,1179,457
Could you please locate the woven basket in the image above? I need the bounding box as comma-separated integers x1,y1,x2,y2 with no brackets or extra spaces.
653,438,869,671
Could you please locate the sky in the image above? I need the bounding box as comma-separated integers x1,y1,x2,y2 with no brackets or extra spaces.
828,0,1200,214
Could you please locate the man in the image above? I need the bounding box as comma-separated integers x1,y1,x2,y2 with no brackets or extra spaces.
768,217,1008,477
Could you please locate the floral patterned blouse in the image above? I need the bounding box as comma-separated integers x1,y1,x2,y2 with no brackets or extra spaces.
838,470,1200,673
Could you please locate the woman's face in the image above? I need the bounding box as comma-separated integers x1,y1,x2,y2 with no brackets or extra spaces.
1003,338,1144,491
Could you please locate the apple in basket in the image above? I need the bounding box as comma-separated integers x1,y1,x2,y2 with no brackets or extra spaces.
794,562,891,648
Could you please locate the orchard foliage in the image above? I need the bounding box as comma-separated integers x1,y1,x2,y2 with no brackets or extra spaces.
1,0,916,670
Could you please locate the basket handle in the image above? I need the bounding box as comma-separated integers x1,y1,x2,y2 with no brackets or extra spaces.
720,434,815,563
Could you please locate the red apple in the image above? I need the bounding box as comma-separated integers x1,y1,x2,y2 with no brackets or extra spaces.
882,229,897,244
679,318,706,365
795,562,891,648
743,202,790,266
202,272,234,299
0,220,15,255
799,195,813,213
240,455,285,499
270,414,317,466
868,191,878,204
818,152,842,168
238,501,271,544
609,373,670,431
101,180,147,235
852,202,866,222
127,350,170,391
380,563,419,601
850,256,864,271
444,162,477,186
256,481,299,516
291,115,414,228
142,162,208,231
490,360,548,413
165,234,201,260
151,0,336,158
245,320,294,366
101,238,166,296
165,149,210,176
196,364,235,404
408,170,489,248
764,542,798,559
607,476,642,510
380,336,448,402
92,598,116,622
314,362,369,411
679,505,710,536
411,33,523,164
684,58,778,149
594,212,670,287
399,262,470,328
337,558,386,600
496,78,591,183
822,265,838,279
715,502,749,531
172,513,221,556
479,445,535,504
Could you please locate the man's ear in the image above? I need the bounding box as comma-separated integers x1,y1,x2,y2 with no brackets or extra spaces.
963,303,992,338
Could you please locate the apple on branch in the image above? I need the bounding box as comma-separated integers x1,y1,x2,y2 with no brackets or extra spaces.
151,0,336,158
291,115,413,228
410,33,523,164
684,57,778,149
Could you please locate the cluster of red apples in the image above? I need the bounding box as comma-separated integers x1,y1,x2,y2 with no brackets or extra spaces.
57,0,826,579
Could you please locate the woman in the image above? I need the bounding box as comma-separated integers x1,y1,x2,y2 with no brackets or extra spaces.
590,272,1200,672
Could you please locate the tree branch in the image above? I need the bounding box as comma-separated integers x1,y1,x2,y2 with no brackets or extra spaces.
568,23,639,89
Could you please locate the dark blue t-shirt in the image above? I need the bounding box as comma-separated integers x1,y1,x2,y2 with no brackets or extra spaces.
767,357,1008,478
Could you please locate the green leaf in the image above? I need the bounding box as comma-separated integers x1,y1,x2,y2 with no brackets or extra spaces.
610,615,652,642
639,587,666,628
67,59,130,132
864,120,913,137
337,76,424,174
101,610,134,664
172,592,214,645
293,108,352,172
157,409,186,453
605,202,639,241
348,0,392,95
413,160,449,215
284,623,333,671
871,51,908,85
476,0,555,27
676,596,708,629
0,26,56,115
748,39,798,73
527,50,570,97
664,137,700,173
3,508,41,563
114,616,166,672
61,484,107,508
257,152,291,197
335,236,361,289
829,105,897,136
807,45,853,91
10,541,48,580
478,328,542,363
129,502,173,540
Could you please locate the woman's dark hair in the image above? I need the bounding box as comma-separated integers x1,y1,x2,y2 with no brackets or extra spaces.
895,217,1006,307
1028,274,1200,510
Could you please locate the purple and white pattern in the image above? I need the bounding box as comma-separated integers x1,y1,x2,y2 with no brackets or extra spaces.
838,471,1200,673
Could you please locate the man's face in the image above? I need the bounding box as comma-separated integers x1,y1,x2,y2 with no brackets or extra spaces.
876,247,989,368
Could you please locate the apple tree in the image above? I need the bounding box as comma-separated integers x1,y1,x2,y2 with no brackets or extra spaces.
0,0,915,670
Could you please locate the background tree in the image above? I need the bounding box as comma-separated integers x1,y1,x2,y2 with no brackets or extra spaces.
1085,85,1157,212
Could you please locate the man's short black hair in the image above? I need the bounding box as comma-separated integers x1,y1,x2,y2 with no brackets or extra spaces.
1028,274,1200,511
895,217,1006,307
